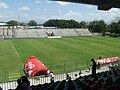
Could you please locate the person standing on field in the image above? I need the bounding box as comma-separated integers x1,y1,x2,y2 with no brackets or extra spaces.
91,58,97,78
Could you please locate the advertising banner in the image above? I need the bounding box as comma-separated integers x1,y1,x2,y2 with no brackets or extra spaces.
96,56,119,64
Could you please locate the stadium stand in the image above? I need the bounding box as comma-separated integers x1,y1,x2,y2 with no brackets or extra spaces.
60,29,79,37
25,29,38,38
74,29,93,36
48,29,62,36
0,65,120,90
14,29,28,38
0,28,92,39
35,29,48,38
66,29,79,37
31,68,120,90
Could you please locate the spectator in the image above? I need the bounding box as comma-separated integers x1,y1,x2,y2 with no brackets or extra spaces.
97,57,101,69
15,79,22,90
108,63,113,70
0,87,2,90
50,71,54,83
47,69,50,74
21,76,32,90
98,57,102,59
66,73,69,80
97,62,101,69
66,73,71,80
79,70,82,77
46,69,50,77
91,58,97,78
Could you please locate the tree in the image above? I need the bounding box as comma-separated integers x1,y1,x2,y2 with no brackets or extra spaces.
109,22,120,34
19,22,27,26
99,20,108,36
88,20,107,35
7,20,18,27
28,20,37,26
43,19,80,28
6,20,18,29
79,21,87,28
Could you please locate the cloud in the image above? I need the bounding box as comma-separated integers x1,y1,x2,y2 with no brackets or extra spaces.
19,14,28,18
47,10,81,20
56,1,70,6
46,0,51,4
98,8,120,22
35,0,41,4
18,6,30,11
78,8,120,23
45,8,120,23
0,14,15,19
0,2,8,9
63,11,81,20
86,5,96,9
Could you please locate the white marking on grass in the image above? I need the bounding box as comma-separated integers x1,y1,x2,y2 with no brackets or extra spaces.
10,41,22,62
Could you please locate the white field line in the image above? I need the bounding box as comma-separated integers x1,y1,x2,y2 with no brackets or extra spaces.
10,41,22,62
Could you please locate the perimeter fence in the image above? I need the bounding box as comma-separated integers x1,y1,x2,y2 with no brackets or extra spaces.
0,60,90,83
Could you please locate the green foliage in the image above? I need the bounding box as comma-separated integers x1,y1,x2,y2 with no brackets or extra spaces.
28,20,37,26
7,20,18,26
105,32,110,36
79,21,87,28
88,20,107,35
110,33,120,37
6,19,120,37
109,21,120,35
43,19,84,28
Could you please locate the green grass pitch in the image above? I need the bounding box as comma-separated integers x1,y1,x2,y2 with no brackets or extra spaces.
0,36,120,80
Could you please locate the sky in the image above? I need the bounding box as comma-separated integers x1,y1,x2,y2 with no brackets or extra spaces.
0,0,120,24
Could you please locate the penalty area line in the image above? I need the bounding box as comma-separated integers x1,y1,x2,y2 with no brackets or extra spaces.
10,41,22,63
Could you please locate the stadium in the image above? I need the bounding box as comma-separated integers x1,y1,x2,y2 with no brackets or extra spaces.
0,27,120,90
0,0,120,89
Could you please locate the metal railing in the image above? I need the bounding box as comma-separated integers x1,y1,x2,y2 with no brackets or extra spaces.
0,71,79,90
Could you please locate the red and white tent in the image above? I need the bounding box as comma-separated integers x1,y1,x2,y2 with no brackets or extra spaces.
96,56,120,65
24,56,48,77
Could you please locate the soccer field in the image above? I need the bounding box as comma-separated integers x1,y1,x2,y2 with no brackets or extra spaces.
0,36,120,81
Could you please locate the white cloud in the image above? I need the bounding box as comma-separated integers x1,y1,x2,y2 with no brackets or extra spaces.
78,8,120,23
63,11,81,19
86,5,96,9
0,2,8,9
34,15,46,20
47,11,81,20
35,0,41,4
19,14,28,18
45,8,120,23
0,14,15,19
46,0,51,4
98,8,120,22
18,6,30,11
56,1,70,6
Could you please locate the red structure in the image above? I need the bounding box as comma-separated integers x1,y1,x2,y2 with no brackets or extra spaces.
24,56,48,77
